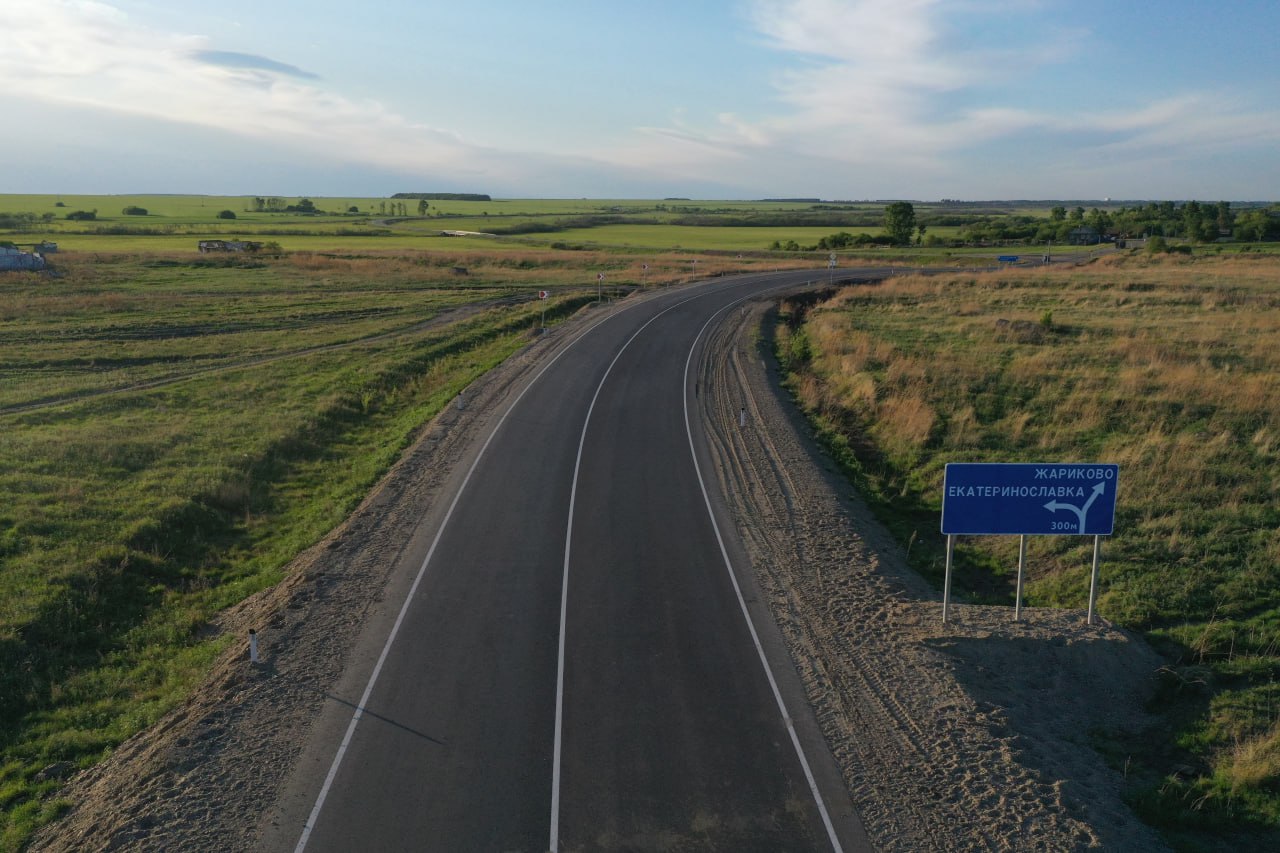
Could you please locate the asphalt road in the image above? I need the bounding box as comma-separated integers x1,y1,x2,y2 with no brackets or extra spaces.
264,271,882,852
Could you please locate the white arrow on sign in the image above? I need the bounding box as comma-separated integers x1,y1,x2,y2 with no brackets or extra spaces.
1045,481,1106,533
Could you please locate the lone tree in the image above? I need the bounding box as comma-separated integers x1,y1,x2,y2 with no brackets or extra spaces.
884,201,916,245
217,210,237,220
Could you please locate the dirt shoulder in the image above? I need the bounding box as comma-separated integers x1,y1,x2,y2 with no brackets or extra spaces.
30,286,1169,852
696,297,1169,851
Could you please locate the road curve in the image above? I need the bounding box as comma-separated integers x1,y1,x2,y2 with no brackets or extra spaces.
261,271,881,852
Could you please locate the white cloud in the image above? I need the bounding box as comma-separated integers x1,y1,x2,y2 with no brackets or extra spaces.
597,0,1279,197
591,0,1061,188
0,0,490,178
3,0,1276,198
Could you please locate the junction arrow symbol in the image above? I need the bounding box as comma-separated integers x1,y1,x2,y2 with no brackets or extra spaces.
1044,481,1106,532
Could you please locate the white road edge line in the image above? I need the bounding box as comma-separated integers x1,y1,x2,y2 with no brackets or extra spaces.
550,294,703,853
682,293,846,853
293,304,624,853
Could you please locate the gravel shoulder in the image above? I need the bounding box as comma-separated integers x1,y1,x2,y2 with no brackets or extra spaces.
30,286,1169,852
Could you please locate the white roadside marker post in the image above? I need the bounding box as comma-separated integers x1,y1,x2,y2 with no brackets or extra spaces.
249,629,259,665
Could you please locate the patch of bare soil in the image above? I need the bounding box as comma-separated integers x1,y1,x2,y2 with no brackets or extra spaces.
696,299,1169,851
30,288,1169,852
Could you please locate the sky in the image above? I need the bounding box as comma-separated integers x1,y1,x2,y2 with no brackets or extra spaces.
2,0,1278,200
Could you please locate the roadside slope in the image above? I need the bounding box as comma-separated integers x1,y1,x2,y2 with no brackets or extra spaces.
696,297,1168,851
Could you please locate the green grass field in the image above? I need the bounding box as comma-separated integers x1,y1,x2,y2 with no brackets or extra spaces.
0,248,603,849
776,253,1280,851
0,193,1076,256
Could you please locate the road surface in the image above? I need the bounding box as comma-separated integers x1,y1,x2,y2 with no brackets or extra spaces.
263,271,881,852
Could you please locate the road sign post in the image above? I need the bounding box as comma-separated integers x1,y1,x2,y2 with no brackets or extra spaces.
940,463,1119,624
1014,534,1027,621
1087,534,1103,624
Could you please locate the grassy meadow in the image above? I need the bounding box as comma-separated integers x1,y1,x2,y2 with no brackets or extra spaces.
774,253,1280,850
0,193,1099,258
0,247,615,849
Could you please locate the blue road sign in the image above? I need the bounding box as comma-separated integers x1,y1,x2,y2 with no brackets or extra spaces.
997,255,1020,263
941,463,1119,536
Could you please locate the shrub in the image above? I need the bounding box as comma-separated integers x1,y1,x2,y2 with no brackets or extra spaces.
121,206,148,216
216,210,237,220
64,210,97,221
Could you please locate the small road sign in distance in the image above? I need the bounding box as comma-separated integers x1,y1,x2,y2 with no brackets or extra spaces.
941,463,1118,536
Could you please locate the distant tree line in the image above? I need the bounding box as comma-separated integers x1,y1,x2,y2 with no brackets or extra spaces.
392,193,492,202
945,201,1279,246
248,197,326,214
773,201,919,251
246,198,352,215
673,212,884,228
0,211,55,230
1104,201,1278,242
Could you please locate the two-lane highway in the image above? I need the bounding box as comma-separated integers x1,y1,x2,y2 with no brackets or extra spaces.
263,271,874,852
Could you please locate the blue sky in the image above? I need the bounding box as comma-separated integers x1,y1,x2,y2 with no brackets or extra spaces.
2,0,1277,199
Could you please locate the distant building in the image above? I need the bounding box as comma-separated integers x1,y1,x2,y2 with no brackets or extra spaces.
0,247,47,271
1067,226,1101,245
35,241,58,253
198,240,264,253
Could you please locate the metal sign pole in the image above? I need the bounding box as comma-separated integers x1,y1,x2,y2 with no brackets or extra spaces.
1014,534,1026,621
1087,534,1102,625
942,534,954,623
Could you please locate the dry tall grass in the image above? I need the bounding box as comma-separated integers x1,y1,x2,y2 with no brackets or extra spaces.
785,253,1280,831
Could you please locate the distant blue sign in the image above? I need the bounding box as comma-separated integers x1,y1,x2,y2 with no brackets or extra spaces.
997,255,1020,263
941,463,1119,536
